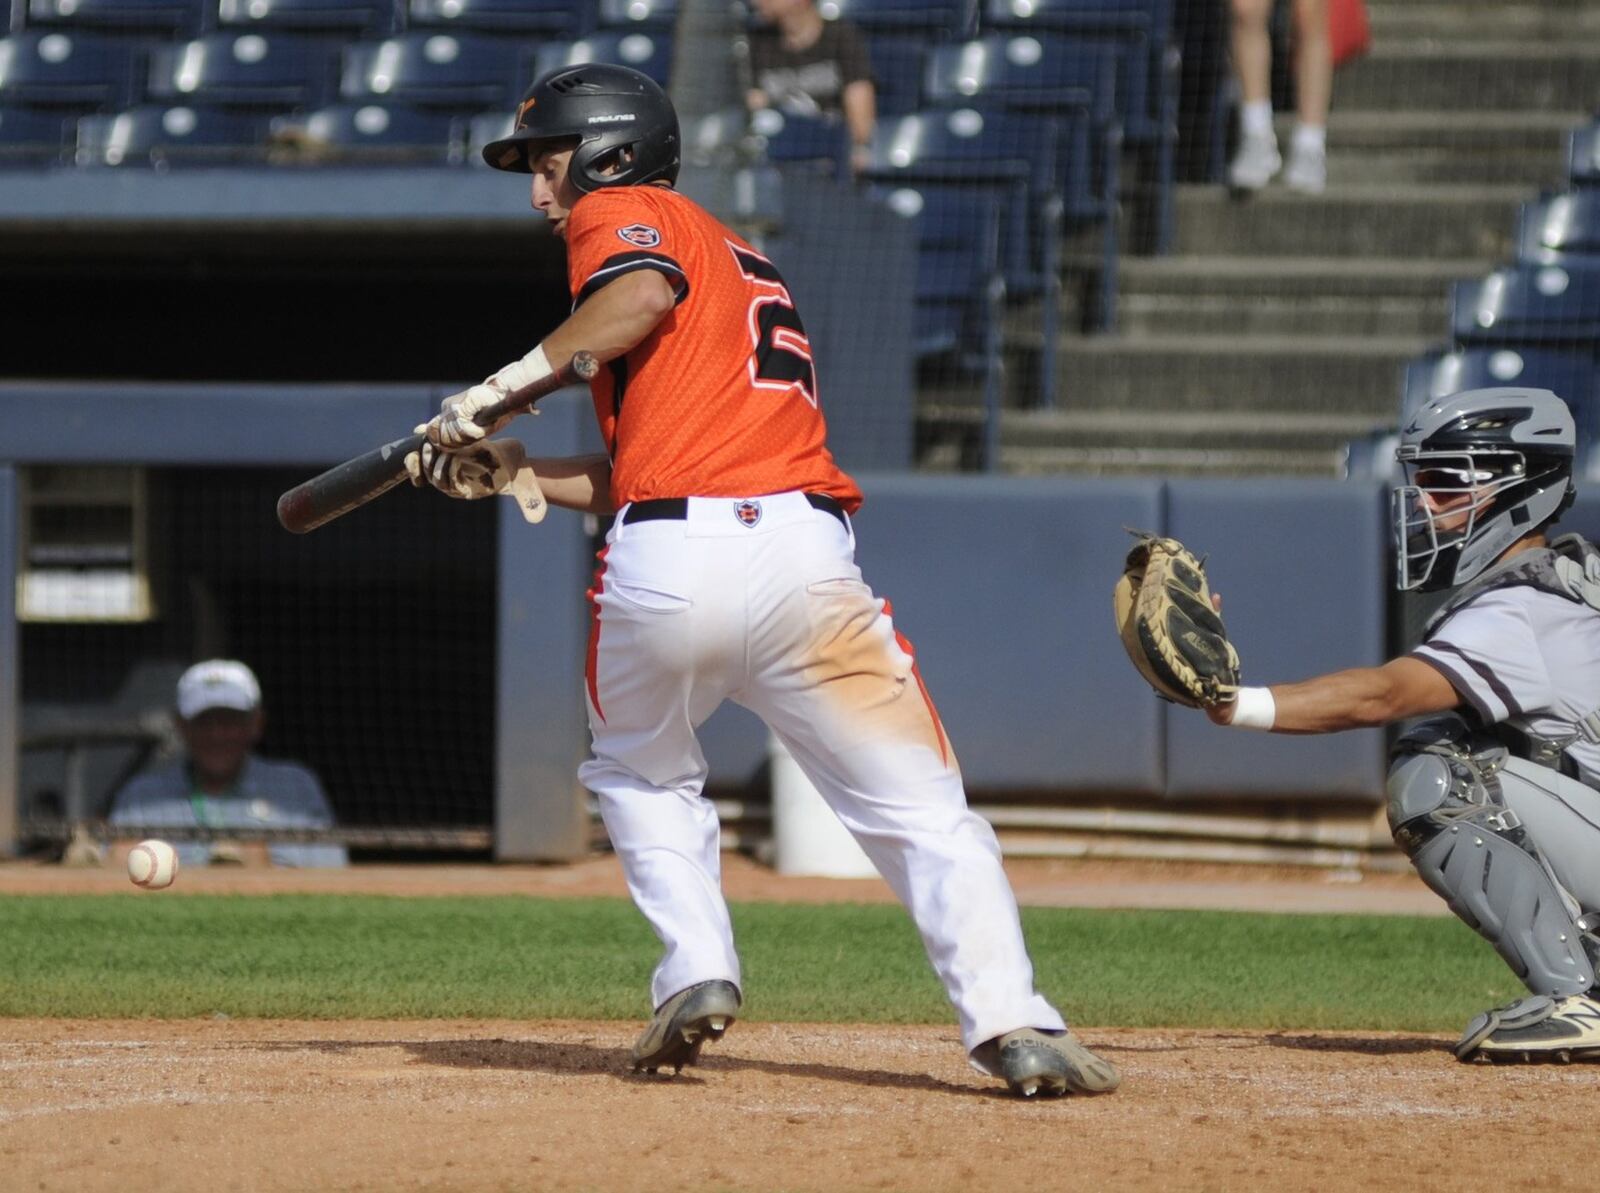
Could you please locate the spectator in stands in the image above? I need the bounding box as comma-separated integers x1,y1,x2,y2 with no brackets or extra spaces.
1227,0,1331,193
109,659,347,868
745,0,877,174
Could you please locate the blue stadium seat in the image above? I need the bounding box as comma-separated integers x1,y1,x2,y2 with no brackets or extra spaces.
816,0,977,36
597,0,674,31
216,0,397,34
147,33,336,107
1570,122,1600,190
28,0,202,34
981,0,1177,252
462,106,509,165
1451,264,1600,348
0,105,73,162
1404,346,1598,419
924,33,1118,122
864,35,927,117
0,31,138,107
924,36,1121,332
75,103,267,164
342,33,525,109
408,0,584,36
880,184,1005,460
533,32,672,87
749,107,849,174
273,101,461,161
1516,191,1600,267
1402,345,1597,468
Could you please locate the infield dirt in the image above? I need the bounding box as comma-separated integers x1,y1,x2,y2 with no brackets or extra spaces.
5,856,1572,1192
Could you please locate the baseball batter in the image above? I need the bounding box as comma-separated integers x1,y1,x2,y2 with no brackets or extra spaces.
404,64,1119,1098
1191,387,1600,1062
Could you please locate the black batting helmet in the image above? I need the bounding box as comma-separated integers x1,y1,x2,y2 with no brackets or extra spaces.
482,62,680,192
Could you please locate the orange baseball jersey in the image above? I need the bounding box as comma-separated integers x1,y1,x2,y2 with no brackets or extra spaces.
563,185,863,512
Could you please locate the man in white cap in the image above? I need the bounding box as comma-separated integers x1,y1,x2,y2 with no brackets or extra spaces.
108,660,347,868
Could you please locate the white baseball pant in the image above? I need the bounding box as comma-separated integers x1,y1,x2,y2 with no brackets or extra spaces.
576,489,1066,1051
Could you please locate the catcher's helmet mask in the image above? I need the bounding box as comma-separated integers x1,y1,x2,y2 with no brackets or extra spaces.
483,63,680,194
1393,387,1577,592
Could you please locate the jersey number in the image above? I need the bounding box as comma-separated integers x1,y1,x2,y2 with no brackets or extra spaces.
727,242,818,408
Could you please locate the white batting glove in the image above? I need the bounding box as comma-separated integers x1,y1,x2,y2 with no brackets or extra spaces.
424,381,514,450
423,345,554,451
403,439,547,524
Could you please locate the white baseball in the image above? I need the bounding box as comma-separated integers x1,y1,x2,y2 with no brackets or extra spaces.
127,839,178,890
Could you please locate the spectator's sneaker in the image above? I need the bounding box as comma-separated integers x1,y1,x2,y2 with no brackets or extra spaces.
969,1027,1122,1097
1284,142,1327,194
1227,128,1281,190
630,980,741,1075
1456,994,1600,1063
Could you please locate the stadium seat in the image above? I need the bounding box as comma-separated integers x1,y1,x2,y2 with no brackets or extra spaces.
879,184,1006,459
1402,345,1598,474
341,33,526,110
0,105,74,162
1516,191,1600,267
864,35,928,117
216,0,398,34
409,0,585,37
816,0,977,36
462,106,508,165
680,106,747,163
1405,345,1598,414
0,31,138,107
924,36,1121,332
749,107,849,174
981,0,1178,252
270,102,461,162
1450,264,1600,348
533,32,671,87
924,33,1118,121
75,103,267,165
147,33,337,107
27,0,202,34
1570,121,1600,190
597,0,675,31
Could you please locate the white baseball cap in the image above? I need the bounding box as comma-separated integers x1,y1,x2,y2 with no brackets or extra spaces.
176,659,262,719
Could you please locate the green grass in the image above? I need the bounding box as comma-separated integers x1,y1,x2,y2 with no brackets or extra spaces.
0,894,1524,1031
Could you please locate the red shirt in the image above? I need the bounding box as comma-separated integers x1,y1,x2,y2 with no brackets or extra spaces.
563,185,862,512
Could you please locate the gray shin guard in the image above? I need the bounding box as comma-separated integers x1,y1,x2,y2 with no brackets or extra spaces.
1388,729,1599,997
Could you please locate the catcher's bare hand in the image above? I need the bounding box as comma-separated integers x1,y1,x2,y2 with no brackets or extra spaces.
1113,530,1242,709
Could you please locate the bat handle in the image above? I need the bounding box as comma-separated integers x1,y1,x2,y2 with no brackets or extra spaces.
466,350,600,430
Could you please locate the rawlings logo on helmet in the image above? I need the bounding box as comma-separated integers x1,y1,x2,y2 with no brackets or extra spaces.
616,223,662,248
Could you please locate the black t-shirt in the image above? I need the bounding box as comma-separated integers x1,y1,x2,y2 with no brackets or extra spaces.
748,18,874,119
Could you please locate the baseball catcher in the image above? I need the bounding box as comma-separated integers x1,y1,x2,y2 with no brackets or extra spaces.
1114,531,1241,709
1167,387,1600,1065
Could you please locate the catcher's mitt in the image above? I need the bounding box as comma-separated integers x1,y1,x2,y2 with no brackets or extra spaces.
1113,530,1241,708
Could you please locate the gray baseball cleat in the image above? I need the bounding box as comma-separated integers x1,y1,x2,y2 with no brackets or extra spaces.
1456,993,1600,1064
630,979,742,1075
970,1027,1122,1097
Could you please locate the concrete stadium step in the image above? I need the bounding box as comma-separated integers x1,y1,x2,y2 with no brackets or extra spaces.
1368,3,1600,42
1335,42,1600,112
1014,333,1425,415
1321,111,1581,187
1046,256,1482,338
1166,186,1521,259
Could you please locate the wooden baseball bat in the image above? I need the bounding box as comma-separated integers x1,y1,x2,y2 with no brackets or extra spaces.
276,351,598,534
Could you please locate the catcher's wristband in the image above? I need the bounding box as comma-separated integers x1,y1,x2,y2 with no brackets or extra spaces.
1229,686,1276,731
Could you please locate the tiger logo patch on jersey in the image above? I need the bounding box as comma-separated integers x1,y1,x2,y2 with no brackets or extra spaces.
616,223,662,248
734,500,762,527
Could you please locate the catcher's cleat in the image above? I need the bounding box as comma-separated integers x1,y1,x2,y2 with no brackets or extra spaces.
969,1028,1122,1098
1456,994,1600,1064
630,980,741,1075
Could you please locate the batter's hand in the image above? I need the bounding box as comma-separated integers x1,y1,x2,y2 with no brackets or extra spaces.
404,439,547,524
423,381,516,450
